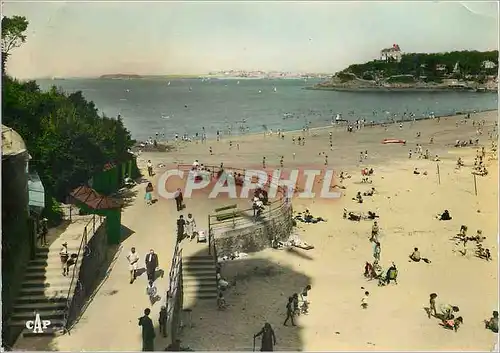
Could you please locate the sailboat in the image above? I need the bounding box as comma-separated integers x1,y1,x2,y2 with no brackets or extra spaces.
237,81,240,85
273,87,277,92
167,81,171,86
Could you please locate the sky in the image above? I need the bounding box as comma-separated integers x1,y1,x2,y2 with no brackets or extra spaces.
2,1,499,79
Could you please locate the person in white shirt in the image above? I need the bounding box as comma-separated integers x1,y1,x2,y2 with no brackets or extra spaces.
146,280,159,304
186,213,197,240
126,247,140,284
147,160,153,177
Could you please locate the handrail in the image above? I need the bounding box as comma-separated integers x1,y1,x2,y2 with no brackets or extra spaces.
63,215,98,333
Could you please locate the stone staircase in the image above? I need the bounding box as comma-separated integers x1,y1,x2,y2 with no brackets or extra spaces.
8,245,81,339
182,255,218,308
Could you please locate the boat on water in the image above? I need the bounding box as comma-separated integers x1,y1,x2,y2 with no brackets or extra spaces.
273,87,277,92
167,81,171,86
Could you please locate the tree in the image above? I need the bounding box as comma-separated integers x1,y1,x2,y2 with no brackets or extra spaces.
1,15,28,74
2,15,135,204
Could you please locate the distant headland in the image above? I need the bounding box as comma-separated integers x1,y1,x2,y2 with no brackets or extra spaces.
310,46,498,93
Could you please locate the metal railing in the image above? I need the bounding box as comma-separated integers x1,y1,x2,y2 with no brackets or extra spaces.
165,239,183,341
63,214,102,334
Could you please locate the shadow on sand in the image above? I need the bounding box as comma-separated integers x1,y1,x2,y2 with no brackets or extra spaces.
151,247,311,351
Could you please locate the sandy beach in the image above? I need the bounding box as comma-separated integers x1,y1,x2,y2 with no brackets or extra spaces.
48,110,498,352
131,110,498,351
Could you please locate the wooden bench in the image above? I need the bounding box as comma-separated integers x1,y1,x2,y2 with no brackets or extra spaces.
214,204,238,222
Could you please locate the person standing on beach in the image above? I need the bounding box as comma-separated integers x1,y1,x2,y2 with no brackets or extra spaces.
373,241,381,262
138,308,155,351
262,156,266,169
127,247,140,284
361,291,369,309
428,293,438,318
283,296,296,326
147,160,153,177
254,323,277,351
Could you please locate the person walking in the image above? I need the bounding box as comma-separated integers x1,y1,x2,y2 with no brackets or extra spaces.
127,247,140,284
177,215,186,242
185,213,197,240
283,296,296,326
373,241,381,262
145,182,154,205
159,306,167,337
59,242,69,276
145,249,159,282
40,218,48,246
254,323,277,351
147,160,153,177
174,188,184,211
138,308,156,351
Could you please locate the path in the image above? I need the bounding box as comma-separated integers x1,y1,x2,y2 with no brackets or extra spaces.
51,174,216,351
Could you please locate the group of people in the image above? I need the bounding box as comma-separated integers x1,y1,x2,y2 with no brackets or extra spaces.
283,285,312,327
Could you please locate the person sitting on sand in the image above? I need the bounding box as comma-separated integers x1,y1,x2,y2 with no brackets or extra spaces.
434,155,440,162
384,262,398,285
437,210,452,221
459,225,468,237
470,229,485,243
367,211,379,220
363,187,376,196
456,157,464,168
476,247,491,261
440,304,459,320
485,311,499,333
413,168,420,175
409,247,431,263
441,316,463,332
353,192,363,203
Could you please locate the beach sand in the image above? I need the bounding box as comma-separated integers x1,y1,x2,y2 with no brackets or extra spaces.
50,110,498,352
133,110,498,351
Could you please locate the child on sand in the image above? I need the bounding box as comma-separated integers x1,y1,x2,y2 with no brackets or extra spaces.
361,291,369,309
442,316,463,332
485,311,499,333
428,293,438,318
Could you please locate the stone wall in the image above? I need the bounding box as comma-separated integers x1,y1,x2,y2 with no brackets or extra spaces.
1,152,31,339
66,219,108,328
214,204,293,256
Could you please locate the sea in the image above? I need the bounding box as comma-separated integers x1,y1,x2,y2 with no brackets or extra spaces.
37,78,498,142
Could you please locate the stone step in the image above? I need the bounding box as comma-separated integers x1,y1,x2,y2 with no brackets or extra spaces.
182,276,216,284
182,286,218,295
16,295,67,304
22,327,64,337
21,278,72,288
9,318,65,328
183,272,215,280
183,256,215,265
19,286,69,296
24,270,81,281
13,301,67,312
11,309,65,321
25,264,81,274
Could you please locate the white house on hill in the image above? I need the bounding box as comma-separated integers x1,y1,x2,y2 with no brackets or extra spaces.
380,44,402,63
482,60,497,70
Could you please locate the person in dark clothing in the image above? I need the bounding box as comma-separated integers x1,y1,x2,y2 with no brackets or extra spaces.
254,323,277,352
159,306,167,337
40,218,48,246
138,308,156,351
438,210,452,221
283,296,296,326
145,249,159,282
177,215,186,242
174,188,184,211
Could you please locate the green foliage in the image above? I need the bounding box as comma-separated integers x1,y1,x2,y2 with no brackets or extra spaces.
42,196,64,226
2,16,135,202
338,50,498,81
387,75,415,84
1,15,28,73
